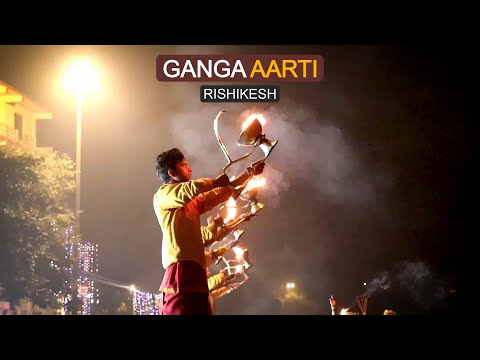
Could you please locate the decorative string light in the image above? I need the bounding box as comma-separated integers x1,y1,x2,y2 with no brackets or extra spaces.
77,241,99,315
63,226,99,315
131,289,160,315
63,225,75,314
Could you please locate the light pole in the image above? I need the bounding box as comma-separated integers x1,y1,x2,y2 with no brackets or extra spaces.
63,59,99,233
63,59,99,314
75,93,82,231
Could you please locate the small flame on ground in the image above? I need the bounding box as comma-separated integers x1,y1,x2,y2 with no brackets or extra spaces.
340,308,348,315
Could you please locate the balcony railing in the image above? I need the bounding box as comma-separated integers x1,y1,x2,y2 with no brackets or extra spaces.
0,123,34,149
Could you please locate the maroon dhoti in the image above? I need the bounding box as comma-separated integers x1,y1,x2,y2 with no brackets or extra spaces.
159,260,212,315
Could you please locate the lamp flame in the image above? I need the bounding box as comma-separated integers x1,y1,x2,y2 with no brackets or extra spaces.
232,246,244,259
223,197,237,223
243,176,266,192
242,114,267,132
340,308,348,315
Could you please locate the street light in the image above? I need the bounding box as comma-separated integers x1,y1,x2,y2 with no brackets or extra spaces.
63,59,99,234
129,285,136,315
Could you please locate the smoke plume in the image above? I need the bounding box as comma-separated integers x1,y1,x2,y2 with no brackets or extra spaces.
364,260,447,310
168,97,391,211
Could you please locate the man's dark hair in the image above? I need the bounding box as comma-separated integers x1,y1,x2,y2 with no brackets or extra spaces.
155,148,185,183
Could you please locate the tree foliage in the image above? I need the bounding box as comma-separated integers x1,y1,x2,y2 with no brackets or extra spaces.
0,145,76,308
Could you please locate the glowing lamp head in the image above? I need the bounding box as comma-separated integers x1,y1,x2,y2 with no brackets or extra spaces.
238,118,263,146
237,114,278,160
63,59,99,95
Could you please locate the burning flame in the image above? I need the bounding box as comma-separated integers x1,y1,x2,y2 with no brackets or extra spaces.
232,246,244,259
235,265,243,273
243,176,266,192
340,308,348,315
242,114,267,131
223,197,237,223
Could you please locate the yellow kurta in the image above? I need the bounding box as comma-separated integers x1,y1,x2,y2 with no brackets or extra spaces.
153,178,233,269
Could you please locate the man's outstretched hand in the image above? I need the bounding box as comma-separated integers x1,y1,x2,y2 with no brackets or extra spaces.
227,161,266,190
247,162,265,176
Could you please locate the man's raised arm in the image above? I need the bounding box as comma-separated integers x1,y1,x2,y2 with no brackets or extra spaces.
156,174,231,209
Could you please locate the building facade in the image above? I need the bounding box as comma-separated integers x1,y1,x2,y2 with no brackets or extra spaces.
0,80,52,149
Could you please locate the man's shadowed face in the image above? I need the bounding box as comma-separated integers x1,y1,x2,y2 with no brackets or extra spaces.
169,159,192,182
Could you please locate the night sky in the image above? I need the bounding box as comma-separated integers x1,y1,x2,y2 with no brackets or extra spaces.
0,45,470,314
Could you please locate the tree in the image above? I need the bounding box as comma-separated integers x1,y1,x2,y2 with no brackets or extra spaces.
0,145,76,309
